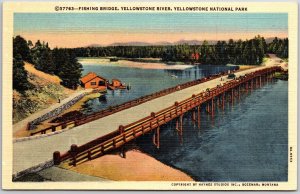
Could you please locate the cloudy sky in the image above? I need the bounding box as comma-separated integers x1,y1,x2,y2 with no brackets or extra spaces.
14,13,288,48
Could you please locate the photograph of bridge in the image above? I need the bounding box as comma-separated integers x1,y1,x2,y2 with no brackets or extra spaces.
4,2,296,190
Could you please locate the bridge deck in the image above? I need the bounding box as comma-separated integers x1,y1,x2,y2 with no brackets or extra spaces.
13,57,283,175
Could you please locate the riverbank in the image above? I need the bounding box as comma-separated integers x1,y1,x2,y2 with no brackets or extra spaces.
78,57,194,70
13,62,79,137
65,149,194,181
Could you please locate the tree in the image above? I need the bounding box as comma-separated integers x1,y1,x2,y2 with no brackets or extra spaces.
58,51,83,89
31,40,55,74
13,36,32,62
38,48,56,74
13,54,30,91
31,40,43,66
52,48,66,76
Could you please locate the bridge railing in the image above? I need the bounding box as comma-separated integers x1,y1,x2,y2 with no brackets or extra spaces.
30,71,232,136
53,66,281,166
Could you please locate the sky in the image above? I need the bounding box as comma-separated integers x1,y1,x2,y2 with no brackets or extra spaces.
14,13,288,48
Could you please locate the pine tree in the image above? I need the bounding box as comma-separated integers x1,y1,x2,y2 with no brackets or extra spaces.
38,48,56,74
52,48,66,76
58,51,83,89
13,54,30,91
13,36,32,62
31,40,43,66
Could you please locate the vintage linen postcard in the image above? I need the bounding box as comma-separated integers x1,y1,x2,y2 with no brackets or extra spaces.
2,1,298,190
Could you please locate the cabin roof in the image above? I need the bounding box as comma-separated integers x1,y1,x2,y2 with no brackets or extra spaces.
112,79,121,82
80,72,107,84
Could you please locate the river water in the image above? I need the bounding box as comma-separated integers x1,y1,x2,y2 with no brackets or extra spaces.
81,64,238,114
81,62,288,182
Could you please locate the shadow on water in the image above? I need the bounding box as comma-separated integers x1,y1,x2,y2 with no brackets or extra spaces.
135,79,288,182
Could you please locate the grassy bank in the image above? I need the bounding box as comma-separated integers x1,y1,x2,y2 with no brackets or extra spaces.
13,63,74,124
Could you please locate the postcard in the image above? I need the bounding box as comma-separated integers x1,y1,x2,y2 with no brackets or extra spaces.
2,1,298,190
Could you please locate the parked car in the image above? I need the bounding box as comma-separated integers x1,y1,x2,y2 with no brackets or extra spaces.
227,73,236,79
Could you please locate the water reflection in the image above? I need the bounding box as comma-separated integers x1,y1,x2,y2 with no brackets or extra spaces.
98,94,107,103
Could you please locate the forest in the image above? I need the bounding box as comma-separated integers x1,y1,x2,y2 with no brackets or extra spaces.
71,36,288,65
13,35,288,92
13,36,83,91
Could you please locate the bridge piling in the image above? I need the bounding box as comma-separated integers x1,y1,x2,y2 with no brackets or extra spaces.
119,147,126,158
176,118,179,132
222,93,225,110
192,108,196,127
179,114,183,144
197,105,201,129
238,85,241,100
231,89,234,104
211,97,214,117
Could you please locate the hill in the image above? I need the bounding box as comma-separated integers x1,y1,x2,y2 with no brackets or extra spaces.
13,62,74,123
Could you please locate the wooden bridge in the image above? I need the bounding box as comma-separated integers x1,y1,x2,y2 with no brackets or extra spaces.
53,66,281,167
13,63,283,178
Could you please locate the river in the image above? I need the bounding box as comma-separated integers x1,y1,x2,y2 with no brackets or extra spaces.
81,63,238,114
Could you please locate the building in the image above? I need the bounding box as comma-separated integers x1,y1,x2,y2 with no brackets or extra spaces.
80,72,108,90
108,79,127,90
191,52,200,61
111,79,122,87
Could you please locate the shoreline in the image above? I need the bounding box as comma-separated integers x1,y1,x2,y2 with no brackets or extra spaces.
78,57,195,70
78,57,260,71
64,149,194,181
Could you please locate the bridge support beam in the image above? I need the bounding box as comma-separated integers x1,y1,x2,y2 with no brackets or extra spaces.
217,95,221,107
178,114,183,144
197,105,201,129
231,89,234,104
192,108,196,123
238,85,241,100
152,127,160,149
211,97,214,116
206,102,210,114
222,93,225,110
119,146,126,158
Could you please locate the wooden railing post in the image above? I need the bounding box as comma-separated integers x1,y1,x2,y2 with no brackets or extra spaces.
53,151,61,165
70,144,78,167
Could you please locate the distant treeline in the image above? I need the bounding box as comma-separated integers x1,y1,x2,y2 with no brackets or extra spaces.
13,35,288,92
13,35,82,91
70,36,288,65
